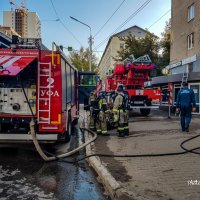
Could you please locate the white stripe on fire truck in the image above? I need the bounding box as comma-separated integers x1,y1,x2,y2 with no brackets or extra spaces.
0,56,12,66
0,56,21,69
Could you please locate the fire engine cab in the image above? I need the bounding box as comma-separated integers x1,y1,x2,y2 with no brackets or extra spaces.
0,36,78,143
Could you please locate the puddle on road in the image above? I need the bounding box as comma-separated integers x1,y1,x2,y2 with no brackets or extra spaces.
0,165,56,200
0,160,108,200
0,127,108,200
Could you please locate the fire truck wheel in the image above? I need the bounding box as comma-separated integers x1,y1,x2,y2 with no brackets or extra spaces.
140,108,151,116
65,114,72,142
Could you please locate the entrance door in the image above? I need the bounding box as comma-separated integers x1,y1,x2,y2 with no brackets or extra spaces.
189,83,200,114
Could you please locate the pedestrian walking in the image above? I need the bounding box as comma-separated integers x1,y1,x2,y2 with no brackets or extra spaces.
176,82,196,132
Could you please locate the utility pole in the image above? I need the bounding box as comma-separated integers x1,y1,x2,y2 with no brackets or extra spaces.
70,16,93,71
88,34,92,72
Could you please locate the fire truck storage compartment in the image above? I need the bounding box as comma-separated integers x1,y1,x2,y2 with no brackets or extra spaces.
61,58,76,107
0,59,37,133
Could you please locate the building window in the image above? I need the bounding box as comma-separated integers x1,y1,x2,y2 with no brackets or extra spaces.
188,4,195,21
187,33,194,50
120,43,124,49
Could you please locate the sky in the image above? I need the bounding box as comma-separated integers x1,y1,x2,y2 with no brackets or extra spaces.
0,0,171,61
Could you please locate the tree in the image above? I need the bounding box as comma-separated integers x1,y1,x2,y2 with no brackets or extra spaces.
114,32,159,63
114,32,160,76
69,47,97,72
157,19,171,75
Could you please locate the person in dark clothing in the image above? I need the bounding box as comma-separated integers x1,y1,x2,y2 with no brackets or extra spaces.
176,82,196,132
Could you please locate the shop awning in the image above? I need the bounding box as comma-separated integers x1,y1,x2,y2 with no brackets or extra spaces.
0,55,37,76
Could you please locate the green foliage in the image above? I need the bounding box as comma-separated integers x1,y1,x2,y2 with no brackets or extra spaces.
114,31,159,64
69,47,97,72
114,21,171,77
158,19,171,75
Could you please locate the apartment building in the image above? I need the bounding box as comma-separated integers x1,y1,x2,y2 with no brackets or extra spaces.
98,25,148,79
170,0,200,74
0,26,20,38
3,10,41,38
151,0,200,113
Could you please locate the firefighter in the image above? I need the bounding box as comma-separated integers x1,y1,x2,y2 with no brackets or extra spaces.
113,85,129,137
88,91,96,130
96,91,109,135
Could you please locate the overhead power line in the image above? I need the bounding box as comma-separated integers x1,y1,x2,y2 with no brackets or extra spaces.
94,0,126,38
148,9,171,30
50,0,60,19
113,0,152,36
49,0,83,46
94,0,152,51
41,19,60,22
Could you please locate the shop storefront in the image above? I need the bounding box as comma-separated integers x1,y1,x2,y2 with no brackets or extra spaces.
189,83,200,114
150,72,200,114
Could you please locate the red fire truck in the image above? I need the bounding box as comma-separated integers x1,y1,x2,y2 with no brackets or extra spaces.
0,37,78,143
105,55,161,116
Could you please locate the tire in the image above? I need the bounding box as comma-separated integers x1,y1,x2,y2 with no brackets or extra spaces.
64,113,72,142
140,101,151,116
140,108,151,116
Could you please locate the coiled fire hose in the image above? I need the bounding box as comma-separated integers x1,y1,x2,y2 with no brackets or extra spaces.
29,119,97,162
19,75,97,162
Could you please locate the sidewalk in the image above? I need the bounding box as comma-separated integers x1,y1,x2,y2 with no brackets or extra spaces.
84,108,200,200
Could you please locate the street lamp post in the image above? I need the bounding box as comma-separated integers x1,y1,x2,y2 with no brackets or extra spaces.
70,16,92,71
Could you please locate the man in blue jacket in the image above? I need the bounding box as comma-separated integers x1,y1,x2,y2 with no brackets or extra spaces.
176,82,196,132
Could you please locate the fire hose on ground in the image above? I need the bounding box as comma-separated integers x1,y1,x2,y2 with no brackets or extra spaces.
29,119,98,162
17,58,200,163
21,78,200,163
29,117,200,163
20,75,97,162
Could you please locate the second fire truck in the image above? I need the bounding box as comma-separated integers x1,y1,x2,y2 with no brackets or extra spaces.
104,55,161,116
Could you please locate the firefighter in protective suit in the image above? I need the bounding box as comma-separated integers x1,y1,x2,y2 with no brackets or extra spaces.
113,85,129,137
96,91,109,135
88,91,96,130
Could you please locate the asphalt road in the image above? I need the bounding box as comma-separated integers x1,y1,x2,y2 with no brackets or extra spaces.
0,127,109,200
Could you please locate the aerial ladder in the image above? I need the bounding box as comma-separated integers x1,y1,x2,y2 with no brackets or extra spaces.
9,0,27,37
181,72,189,88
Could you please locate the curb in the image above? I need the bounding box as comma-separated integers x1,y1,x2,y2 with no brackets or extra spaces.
128,116,178,122
85,133,138,200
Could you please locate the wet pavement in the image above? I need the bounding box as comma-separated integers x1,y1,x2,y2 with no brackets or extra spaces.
0,127,109,200
86,108,200,200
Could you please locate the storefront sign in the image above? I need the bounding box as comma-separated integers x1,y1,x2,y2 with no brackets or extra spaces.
182,55,196,65
169,61,182,69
